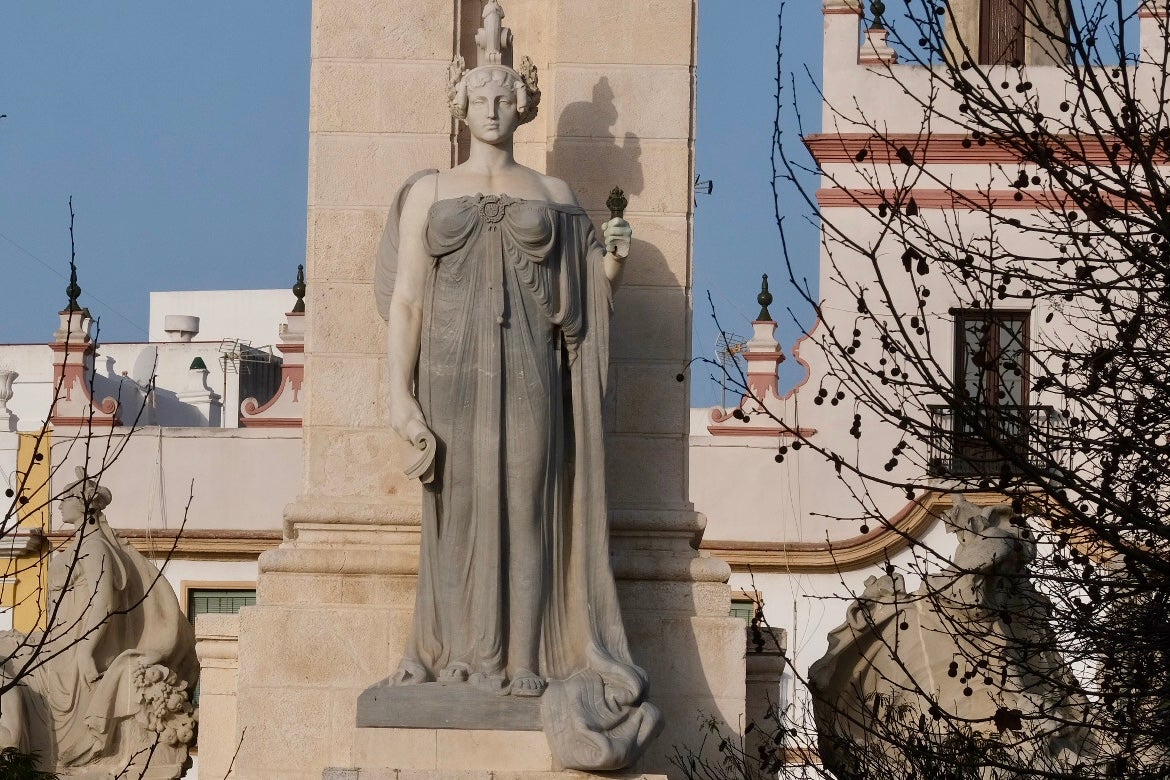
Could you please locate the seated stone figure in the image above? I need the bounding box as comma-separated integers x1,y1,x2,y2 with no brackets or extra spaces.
809,498,1092,778
0,467,198,779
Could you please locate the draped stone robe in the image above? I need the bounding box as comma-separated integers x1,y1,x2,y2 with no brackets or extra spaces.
376,175,661,771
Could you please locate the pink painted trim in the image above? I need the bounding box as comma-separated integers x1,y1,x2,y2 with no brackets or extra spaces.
709,406,737,425
49,354,121,427
50,417,119,428
747,376,779,399
285,366,304,401
804,132,1168,166
816,187,1133,210
239,366,304,428
238,418,302,429
704,491,938,555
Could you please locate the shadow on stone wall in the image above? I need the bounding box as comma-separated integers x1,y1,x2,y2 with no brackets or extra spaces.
548,77,644,209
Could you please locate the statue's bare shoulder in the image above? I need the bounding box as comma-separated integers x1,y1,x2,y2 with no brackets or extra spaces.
539,174,578,207
399,172,440,233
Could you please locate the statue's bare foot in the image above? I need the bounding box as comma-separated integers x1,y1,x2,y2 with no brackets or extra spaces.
392,659,427,686
509,669,547,697
438,662,471,684
471,671,508,695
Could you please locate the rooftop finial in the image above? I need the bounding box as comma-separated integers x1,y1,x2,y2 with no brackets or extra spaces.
757,274,774,321
65,196,84,313
869,0,887,30
292,264,306,313
65,260,82,313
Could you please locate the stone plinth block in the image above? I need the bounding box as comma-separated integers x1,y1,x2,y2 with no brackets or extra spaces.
351,727,551,772
357,682,541,731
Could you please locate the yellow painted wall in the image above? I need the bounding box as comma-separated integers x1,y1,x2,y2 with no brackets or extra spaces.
3,431,51,632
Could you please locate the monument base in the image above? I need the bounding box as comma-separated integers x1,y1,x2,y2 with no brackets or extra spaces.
232,506,745,778
357,681,541,731
346,726,554,773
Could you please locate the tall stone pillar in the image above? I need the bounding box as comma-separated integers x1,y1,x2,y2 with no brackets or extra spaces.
232,3,743,777
535,3,744,770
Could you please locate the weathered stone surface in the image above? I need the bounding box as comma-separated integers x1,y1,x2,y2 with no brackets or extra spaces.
312,61,451,134
609,287,691,362
349,727,554,772
553,0,695,66
550,65,692,140
312,0,454,61
613,363,689,435
195,614,242,780
547,138,692,215
357,682,542,731
308,207,387,284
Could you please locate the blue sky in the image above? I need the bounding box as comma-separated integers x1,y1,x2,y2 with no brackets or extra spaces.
0,2,822,404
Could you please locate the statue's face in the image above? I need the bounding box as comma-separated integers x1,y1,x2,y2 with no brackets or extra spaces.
466,80,521,144
60,495,84,526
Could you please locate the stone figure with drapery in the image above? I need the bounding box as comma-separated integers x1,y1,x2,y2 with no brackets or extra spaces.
372,0,661,771
0,467,197,779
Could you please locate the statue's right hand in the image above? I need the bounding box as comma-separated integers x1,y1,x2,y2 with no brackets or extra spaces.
389,394,430,446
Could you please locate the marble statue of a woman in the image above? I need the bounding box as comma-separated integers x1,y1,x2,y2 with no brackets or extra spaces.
373,1,660,771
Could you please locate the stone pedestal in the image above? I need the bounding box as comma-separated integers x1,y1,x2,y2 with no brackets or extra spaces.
357,683,542,731
230,2,742,778
349,728,552,773
194,614,242,780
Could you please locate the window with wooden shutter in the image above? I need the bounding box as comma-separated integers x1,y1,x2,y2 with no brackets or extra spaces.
980,0,1026,64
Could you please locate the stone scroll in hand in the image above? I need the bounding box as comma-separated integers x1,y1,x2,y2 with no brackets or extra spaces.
404,428,437,484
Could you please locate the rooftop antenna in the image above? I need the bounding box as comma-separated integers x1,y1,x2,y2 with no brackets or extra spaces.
715,332,748,410
218,339,248,406
693,174,713,208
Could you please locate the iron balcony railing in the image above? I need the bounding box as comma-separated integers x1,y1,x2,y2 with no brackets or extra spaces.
927,404,1062,477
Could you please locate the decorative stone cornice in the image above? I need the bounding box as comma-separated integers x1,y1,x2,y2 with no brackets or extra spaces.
0,529,48,557
1139,1,1169,18
701,491,1013,573
823,0,863,14
46,529,282,560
